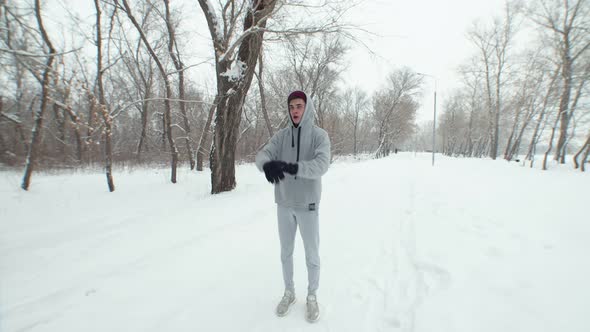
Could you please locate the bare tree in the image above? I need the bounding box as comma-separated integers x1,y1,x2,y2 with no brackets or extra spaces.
468,2,520,160
197,0,356,193
458,59,489,157
468,24,496,159
164,0,195,170
439,92,467,156
94,0,115,191
196,94,218,171
21,0,56,190
117,0,180,183
197,0,278,193
524,64,560,166
116,2,157,162
0,2,33,163
529,0,590,163
560,58,590,156
503,51,547,161
542,109,562,170
343,86,369,156
373,68,422,158
285,35,348,128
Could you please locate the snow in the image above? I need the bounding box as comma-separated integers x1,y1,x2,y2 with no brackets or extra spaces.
221,60,246,82
204,0,224,42
1,153,589,332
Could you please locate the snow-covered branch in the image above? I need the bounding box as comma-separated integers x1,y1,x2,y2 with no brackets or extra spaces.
0,47,82,58
197,0,225,54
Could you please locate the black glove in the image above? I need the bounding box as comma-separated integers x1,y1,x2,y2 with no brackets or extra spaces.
283,163,298,175
263,160,287,184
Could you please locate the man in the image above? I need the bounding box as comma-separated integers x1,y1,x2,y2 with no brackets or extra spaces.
255,90,331,323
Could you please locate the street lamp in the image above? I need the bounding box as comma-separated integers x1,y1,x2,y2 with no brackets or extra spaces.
417,72,437,166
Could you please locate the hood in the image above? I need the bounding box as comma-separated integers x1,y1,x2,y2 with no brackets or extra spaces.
289,91,315,129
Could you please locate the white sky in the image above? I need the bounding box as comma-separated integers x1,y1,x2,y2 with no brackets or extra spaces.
340,0,508,122
45,0,509,123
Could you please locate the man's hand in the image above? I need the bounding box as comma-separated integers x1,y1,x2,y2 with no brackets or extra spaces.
263,160,287,184
283,163,298,175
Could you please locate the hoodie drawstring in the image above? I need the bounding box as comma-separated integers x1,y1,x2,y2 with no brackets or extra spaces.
296,127,301,162
291,127,294,148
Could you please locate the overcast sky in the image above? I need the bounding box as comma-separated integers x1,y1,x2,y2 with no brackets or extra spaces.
48,0,510,123
341,0,509,122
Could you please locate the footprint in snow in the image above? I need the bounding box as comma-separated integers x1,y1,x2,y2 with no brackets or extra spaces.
414,262,452,294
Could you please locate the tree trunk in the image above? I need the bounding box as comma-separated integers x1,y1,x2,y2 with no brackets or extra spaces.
196,96,218,171
121,0,178,183
504,104,522,160
353,112,358,156
53,100,84,164
581,143,590,172
68,113,83,163
542,113,561,171
525,67,560,162
165,0,195,170
467,98,475,157
553,49,572,163
0,97,6,160
94,0,115,192
573,131,590,170
257,52,274,137
559,62,589,164
21,0,56,190
12,100,30,157
136,89,150,162
508,105,533,162
484,62,495,160
491,71,501,160
210,94,239,192
51,103,66,163
85,87,96,164
203,0,278,194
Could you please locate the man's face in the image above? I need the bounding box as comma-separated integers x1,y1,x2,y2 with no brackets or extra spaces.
289,98,306,125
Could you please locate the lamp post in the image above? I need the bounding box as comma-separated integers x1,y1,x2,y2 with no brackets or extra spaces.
417,72,437,166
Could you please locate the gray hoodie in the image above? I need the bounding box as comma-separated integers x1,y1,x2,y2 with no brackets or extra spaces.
255,94,331,210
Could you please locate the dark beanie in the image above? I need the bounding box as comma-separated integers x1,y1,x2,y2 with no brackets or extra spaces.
288,90,307,103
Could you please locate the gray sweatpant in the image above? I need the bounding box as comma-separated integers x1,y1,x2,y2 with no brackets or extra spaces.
277,205,320,296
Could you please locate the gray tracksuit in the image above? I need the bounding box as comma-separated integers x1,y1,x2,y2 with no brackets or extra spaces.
255,93,331,295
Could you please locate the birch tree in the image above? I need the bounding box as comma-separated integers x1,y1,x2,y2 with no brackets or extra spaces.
467,2,520,160
529,0,590,163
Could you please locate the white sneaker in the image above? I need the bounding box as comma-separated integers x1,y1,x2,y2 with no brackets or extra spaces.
305,294,320,323
276,290,296,317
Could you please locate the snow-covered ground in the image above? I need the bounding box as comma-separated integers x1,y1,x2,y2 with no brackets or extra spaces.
1,153,588,332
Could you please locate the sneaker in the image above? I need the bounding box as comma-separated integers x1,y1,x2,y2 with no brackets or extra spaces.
276,290,296,317
305,294,320,323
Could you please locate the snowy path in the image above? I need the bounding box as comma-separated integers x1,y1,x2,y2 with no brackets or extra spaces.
1,154,589,331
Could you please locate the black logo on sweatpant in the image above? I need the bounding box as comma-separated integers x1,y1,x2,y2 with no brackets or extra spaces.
308,203,316,211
